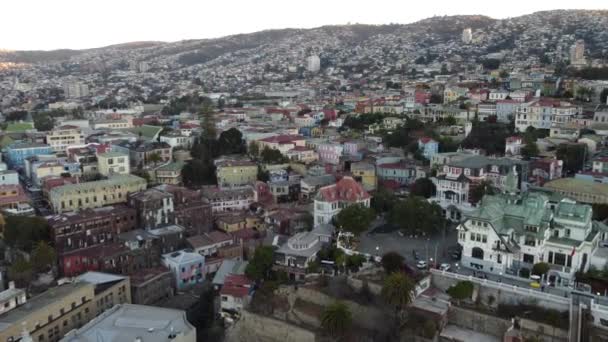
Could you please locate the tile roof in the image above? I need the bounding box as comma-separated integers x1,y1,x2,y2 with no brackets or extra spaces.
317,176,370,203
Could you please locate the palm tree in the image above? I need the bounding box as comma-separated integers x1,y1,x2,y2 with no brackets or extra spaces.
321,301,353,338
382,272,415,325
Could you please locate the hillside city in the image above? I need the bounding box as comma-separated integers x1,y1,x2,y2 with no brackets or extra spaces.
1,8,608,342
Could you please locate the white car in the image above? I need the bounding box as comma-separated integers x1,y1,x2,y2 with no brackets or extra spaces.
439,263,451,271
416,260,428,270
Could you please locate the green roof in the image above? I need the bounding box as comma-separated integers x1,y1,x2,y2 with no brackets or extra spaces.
155,161,184,172
5,122,34,132
0,135,14,149
98,151,129,158
128,125,162,139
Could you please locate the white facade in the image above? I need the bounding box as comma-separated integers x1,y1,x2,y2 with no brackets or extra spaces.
306,55,321,73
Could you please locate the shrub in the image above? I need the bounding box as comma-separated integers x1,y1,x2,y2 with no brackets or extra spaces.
447,281,474,301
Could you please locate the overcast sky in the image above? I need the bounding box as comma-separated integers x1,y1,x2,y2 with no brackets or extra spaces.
1,0,605,50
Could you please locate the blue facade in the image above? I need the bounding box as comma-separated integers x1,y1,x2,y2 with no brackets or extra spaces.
4,143,54,169
162,250,205,291
418,139,438,160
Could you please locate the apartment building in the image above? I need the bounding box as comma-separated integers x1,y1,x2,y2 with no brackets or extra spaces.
48,175,147,213
313,176,371,226
48,205,137,275
129,266,174,305
515,98,580,131
4,142,54,169
153,184,213,235
0,282,95,342
76,272,131,316
128,188,175,230
46,125,85,153
96,152,130,176
202,186,256,213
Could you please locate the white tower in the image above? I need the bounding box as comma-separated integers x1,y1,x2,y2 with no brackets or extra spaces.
306,55,321,73
462,28,473,44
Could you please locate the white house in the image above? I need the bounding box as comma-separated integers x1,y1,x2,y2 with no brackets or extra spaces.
313,177,371,226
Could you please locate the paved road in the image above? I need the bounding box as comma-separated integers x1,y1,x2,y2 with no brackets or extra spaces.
357,218,459,267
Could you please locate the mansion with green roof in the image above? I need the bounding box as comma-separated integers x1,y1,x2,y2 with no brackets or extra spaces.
457,190,608,286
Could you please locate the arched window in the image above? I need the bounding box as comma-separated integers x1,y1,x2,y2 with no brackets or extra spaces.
472,247,484,260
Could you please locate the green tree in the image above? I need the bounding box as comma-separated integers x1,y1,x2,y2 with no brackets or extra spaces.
447,281,474,301
334,204,375,236
248,141,260,157
33,112,54,131
409,178,436,198
556,143,587,175
532,262,550,277
31,241,57,273
382,272,415,322
381,252,404,274
8,258,33,288
371,186,397,212
521,142,539,160
4,216,50,252
592,204,608,221
443,116,457,126
181,159,216,186
147,152,162,165
218,128,244,155
469,180,497,204
321,301,353,338
260,146,288,164
389,197,446,235
600,88,608,104
245,246,275,281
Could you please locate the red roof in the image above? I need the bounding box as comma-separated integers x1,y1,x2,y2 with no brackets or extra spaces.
258,135,304,144
221,274,252,298
318,176,370,203
506,136,523,143
418,137,435,144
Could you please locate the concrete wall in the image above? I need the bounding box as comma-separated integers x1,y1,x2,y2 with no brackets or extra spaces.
430,270,570,311
227,310,316,342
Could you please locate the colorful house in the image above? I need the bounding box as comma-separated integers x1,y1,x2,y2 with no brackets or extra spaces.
161,250,205,291
418,137,439,160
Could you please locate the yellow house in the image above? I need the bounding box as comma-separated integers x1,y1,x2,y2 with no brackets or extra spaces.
351,162,377,191
216,212,264,233
215,160,258,189
48,174,147,213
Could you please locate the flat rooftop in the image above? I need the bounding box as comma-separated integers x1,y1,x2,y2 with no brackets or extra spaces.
61,304,194,342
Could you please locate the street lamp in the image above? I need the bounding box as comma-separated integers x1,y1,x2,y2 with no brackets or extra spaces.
375,246,380,260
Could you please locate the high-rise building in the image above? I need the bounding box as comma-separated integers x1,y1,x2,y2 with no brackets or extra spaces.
462,28,473,44
63,82,90,98
306,55,321,73
570,40,586,67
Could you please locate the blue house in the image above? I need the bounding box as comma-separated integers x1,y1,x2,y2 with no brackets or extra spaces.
4,142,54,170
418,137,438,160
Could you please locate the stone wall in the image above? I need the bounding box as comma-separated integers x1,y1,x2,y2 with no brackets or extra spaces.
448,306,512,337
226,310,317,342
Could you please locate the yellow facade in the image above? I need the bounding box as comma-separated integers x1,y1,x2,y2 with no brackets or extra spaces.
91,277,132,316
0,282,95,342
351,163,377,191
49,174,147,213
216,162,258,189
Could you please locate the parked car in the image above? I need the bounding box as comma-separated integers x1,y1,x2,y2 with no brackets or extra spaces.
416,260,427,270
473,271,487,279
439,263,451,271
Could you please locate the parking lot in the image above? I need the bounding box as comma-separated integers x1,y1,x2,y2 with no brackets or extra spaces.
357,219,459,268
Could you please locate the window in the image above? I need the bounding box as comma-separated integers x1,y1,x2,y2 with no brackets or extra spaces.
524,236,536,247
523,254,535,264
